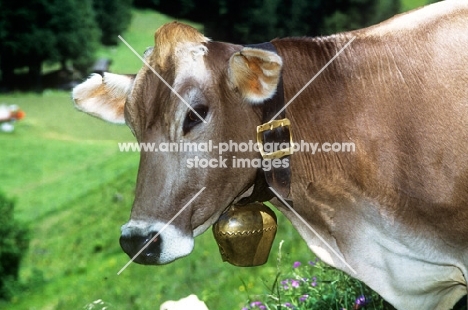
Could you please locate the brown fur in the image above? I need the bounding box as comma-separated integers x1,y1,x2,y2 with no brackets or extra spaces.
152,22,209,71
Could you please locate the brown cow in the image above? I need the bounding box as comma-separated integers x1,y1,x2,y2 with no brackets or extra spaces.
72,1,468,309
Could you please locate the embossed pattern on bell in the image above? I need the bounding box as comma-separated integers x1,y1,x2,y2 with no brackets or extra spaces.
212,203,277,267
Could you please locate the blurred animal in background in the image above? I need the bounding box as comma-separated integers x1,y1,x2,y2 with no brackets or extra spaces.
0,104,25,133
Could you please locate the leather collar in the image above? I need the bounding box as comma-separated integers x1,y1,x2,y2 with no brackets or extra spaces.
238,42,293,207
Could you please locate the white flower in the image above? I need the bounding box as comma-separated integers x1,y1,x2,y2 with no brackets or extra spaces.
160,294,208,310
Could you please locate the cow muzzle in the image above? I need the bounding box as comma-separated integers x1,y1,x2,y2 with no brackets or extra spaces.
119,231,161,264
119,220,194,265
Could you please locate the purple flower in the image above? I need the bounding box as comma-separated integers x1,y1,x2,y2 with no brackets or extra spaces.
299,294,309,302
311,276,317,287
293,261,301,268
249,301,266,309
281,279,290,290
283,302,294,308
354,295,370,309
290,279,300,288
308,257,320,266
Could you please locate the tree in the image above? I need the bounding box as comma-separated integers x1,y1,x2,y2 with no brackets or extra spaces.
0,0,100,91
274,0,318,38
319,0,400,35
143,0,194,18
49,0,100,71
155,0,400,43
93,0,133,46
0,0,54,90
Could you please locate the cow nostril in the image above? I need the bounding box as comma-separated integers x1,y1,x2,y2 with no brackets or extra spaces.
119,231,162,264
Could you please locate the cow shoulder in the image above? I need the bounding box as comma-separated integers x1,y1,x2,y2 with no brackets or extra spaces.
72,73,134,124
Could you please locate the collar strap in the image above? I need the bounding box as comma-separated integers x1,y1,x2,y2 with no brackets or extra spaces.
238,42,293,206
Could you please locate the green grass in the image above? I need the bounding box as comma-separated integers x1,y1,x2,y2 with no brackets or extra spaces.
0,91,137,221
400,0,432,12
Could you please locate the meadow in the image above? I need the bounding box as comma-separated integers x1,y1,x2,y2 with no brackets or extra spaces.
0,2,433,309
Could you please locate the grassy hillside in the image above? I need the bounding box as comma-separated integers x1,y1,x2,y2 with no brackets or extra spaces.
401,0,431,12
0,91,137,221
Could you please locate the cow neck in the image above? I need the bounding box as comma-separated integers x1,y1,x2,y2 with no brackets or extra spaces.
237,42,293,208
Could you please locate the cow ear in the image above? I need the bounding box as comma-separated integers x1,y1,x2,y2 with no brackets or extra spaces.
72,73,134,124
229,47,282,104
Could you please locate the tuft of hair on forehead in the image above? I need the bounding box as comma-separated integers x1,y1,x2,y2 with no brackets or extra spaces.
153,21,209,71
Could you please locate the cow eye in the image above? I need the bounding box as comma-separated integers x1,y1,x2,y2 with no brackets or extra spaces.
183,105,208,134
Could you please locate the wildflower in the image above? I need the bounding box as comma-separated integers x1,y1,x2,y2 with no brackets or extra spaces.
308,257,319,266
353,295,370,309
311,276,317,287
299,294,309,302
290,279,300,288
281,279,290,290
250,301,266,309
292,261,301,268
283,302,295,309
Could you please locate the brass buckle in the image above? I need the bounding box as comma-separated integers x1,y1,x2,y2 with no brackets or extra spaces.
256,118,293,160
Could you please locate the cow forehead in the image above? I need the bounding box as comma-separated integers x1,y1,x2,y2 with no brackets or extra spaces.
151,21,209,71
173,42,210,88
143,22,215,102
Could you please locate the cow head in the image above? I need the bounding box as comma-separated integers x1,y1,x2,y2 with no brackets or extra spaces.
72,22,283,264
